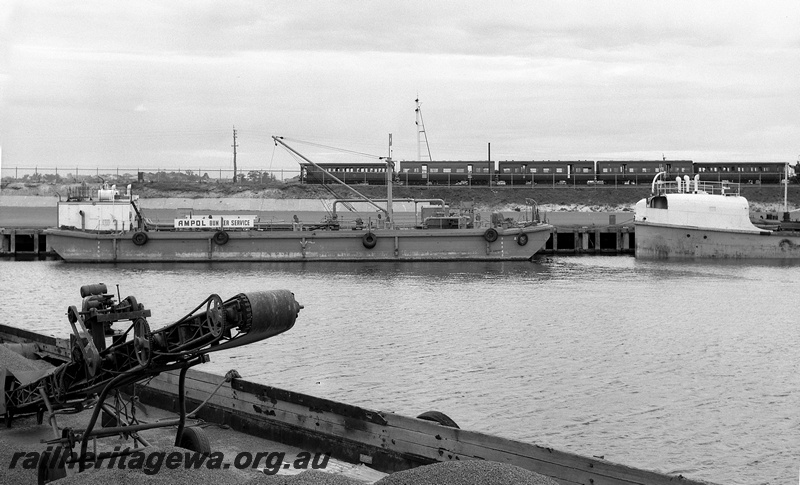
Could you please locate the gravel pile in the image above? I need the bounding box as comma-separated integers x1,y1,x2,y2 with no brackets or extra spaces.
243,470,365,485
0,343,53,372
52,446,244,485
374,460,559,485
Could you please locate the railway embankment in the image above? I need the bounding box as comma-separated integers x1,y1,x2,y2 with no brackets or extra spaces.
2,181,797,213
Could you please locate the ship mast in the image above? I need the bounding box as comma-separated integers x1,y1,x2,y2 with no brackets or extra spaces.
784,161,789,218
232,126,238,183
415,98,432,162
385,134,393,225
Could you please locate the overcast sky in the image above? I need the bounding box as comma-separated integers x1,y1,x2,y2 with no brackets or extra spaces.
1,1,798,174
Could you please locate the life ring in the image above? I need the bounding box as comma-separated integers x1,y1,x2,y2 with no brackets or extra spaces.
362,232,377,249
213,231,229,246
132,232,148,246
483,228,498,243
517,233,529,246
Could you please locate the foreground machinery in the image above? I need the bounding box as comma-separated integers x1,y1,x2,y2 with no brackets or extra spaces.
0,283,302,483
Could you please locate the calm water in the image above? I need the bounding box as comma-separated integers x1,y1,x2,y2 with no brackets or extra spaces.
0,258,797,484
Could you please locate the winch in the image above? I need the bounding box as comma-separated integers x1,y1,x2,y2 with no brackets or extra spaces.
0,283,302,483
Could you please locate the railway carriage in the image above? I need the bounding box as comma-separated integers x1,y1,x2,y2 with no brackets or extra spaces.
300,162,389,185
595,160,693,185
497,160,595,186
693,161,786,184
398,161,492,185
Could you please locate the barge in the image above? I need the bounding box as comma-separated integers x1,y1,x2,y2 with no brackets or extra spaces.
44,139,552,263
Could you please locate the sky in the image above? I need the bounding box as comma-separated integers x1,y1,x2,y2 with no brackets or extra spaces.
1,1,799,175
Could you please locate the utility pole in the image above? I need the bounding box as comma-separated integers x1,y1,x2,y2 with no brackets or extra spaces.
232,126,238,183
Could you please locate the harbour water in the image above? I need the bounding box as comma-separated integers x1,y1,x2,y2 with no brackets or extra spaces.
0,257,796,484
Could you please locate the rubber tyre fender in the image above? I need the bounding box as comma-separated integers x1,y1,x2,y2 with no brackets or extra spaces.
132,231,148,246
416,410,460,429
517,233,529,246
179,426,212,454
484,228,499,243
362,232,377,249
213,230,229,246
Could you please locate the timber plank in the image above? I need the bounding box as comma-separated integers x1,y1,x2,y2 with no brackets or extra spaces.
144,372,716,485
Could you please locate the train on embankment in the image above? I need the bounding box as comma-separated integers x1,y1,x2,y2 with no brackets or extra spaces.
300,159,792,186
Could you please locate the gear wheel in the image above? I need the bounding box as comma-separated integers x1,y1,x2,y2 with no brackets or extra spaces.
133,318,152,368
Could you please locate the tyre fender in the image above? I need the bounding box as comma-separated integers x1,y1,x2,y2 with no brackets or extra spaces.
416,410,460,429
362,232,377,249
213,231,230,246
132,232,148,246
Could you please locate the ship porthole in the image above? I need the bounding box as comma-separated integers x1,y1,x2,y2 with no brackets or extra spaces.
517,233,528,246
213,231,230,245
132,232,148,246
484,228,499,242
362,232,377,249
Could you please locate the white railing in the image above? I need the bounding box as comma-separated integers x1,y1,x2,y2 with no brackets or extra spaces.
653,176,740,197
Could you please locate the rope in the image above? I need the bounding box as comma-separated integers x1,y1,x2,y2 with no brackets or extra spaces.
187,369,240,418
279,137,381,160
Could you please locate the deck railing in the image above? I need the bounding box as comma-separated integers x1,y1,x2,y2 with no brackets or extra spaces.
653,179,741,197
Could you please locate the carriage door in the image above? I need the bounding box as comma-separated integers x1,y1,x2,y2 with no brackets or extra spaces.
422,164,428,181
467,164,473,183
567,164,573,180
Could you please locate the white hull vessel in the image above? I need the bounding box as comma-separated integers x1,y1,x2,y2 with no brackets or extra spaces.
634,172,800,259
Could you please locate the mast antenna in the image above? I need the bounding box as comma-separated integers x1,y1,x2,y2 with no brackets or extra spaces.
415,98,432,162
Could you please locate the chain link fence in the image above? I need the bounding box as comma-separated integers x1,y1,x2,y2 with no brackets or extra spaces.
1,167,301,185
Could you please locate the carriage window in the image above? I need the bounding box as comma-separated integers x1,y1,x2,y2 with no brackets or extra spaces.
556,168,563,173
503,168,511,173
543,168,551,173
530,168,537,173
443,168,451,173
